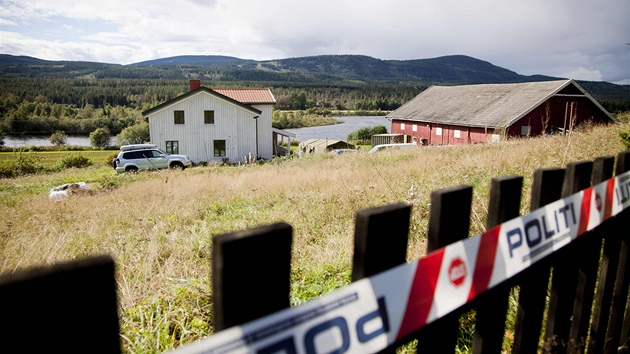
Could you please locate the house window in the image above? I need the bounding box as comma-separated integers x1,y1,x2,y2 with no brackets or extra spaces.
521,126,531,136
204,110,215,124
214,140,226,157
166,141,179,154
174,111,185,124
454,130,461,139
401,123,405,130
412,124,417,132
436,127,442,136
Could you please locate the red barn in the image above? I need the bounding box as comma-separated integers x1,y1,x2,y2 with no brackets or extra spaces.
387,80,617,145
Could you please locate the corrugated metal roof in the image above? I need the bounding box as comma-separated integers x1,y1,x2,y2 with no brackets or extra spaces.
212,88,276,105
387,79,584,128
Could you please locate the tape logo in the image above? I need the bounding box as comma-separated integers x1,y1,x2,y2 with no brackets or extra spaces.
448,257,467,287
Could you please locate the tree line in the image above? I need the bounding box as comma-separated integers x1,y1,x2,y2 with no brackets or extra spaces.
1,77,628,137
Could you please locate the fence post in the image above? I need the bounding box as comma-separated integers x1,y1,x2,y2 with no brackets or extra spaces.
472,175,523,354
582,156,615,352
0,255,120,353
351,202,411,281
512,168,565,353
544,161,593,353
604,150,630,353
415,185,473,353
568,157,616,352
212,222,293,331
351,202,411,353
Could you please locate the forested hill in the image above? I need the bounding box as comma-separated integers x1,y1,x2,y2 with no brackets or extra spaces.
131,54,558,85
1,53,629,103
0,53,570,85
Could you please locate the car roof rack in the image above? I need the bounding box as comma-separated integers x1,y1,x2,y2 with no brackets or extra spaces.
120,144,157,151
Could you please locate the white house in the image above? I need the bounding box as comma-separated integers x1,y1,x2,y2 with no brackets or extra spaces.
143,80,286,164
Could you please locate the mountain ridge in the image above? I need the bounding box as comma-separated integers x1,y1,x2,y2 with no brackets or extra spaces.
131,54,562,84
1,53,628,101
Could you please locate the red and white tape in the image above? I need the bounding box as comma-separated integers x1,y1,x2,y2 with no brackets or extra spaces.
171,170,630,354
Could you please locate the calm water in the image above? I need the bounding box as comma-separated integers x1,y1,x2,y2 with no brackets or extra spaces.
3,135,115,147
285,116,390,141
1,116,390,147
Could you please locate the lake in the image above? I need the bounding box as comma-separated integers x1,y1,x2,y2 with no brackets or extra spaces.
2,135,116,148
1,116,391,147
285,116,390,141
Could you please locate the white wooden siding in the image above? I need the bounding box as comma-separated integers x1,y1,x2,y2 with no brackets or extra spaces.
148,91,260,164
252,104,273,160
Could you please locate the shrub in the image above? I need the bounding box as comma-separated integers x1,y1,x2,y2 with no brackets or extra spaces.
55,153,93,169
105,152,118,167
49,131,68,146
347,125,388,142
89,128,111,149
0,150,45,177
116,122,149,145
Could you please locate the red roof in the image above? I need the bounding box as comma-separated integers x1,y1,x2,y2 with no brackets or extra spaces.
212,88,276,105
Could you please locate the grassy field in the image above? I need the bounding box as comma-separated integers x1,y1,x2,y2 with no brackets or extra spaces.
1,123,628,353
0,149,114,163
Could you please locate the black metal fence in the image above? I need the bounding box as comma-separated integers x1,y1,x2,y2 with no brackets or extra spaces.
1,151,629,353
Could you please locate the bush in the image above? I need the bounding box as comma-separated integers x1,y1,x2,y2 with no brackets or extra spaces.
0,150,45,178
105,152,118,167
49,131,68,146
55,153,93,169
116,122,149,145
89,128,111,149
347,125,388,142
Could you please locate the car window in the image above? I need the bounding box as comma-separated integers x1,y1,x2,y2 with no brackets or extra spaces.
148,150,164,158
123,150,151,159
123,151,138,159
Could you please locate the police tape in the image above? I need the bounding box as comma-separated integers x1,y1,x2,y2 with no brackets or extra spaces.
171,170,630,354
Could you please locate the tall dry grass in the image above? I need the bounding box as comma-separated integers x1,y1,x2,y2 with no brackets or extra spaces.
0,123,626,352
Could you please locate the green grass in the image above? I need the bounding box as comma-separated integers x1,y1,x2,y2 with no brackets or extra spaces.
0,149,115,167
0,123,628,353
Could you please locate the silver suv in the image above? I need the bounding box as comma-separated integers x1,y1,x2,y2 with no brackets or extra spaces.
113,144,192,173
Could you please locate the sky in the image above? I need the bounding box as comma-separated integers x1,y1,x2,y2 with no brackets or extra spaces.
1,0,629,84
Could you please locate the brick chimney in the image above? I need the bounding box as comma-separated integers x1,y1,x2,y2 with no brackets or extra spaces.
189,79,201,91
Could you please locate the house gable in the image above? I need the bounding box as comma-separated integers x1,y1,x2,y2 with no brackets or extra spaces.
142,87,261,118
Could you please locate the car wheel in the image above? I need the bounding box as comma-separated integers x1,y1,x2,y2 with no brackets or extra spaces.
170,162,184,170
125,166,139,173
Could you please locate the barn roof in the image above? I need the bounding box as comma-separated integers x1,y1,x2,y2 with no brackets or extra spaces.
212,88,276,105
387,79,616,128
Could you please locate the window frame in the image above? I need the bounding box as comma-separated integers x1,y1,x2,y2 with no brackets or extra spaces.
214,140,226,157
174,110,185,124
166,141,179,154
